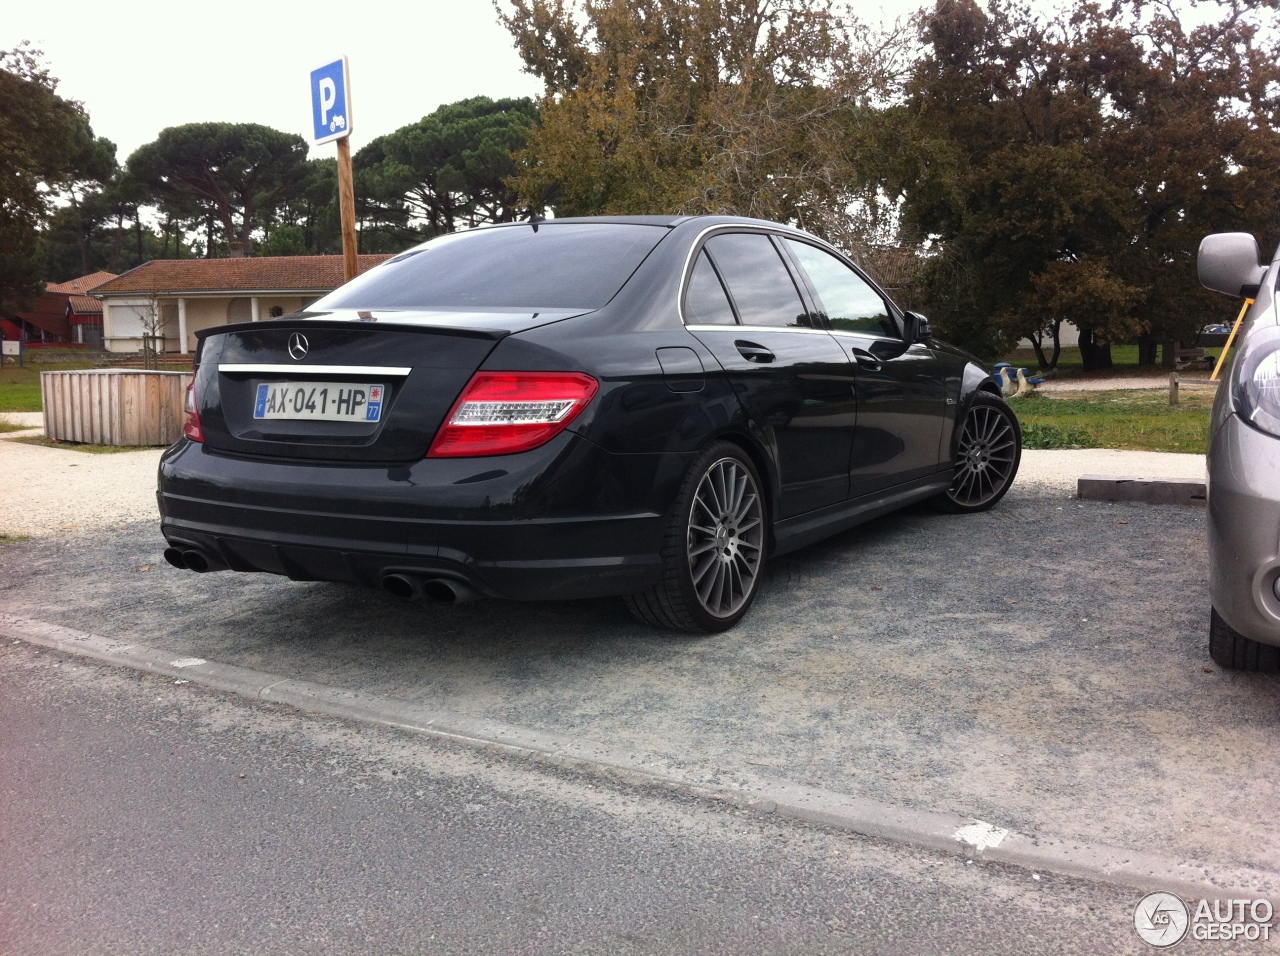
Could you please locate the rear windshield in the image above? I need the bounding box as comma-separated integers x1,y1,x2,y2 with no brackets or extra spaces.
312,223,668,311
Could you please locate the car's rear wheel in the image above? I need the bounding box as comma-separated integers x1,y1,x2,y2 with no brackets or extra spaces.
934,391,1021,513
1209,607,1280,672
625,441,766,633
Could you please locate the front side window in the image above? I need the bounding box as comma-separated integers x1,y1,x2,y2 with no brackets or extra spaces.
312,223,668,311
684,250,737,325
783,239,897,338
704,233,810,329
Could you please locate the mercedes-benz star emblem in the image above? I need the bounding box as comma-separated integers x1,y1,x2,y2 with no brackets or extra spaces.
287,332,309,361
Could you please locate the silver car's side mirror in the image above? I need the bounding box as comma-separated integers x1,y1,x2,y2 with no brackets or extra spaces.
1198,233,1267,298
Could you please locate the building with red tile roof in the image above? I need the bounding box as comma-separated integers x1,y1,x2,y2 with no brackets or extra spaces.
1,271,119,349
89,255,394,354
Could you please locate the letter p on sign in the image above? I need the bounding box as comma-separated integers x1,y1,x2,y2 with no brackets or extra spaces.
318,78,336,125
310,57,351,145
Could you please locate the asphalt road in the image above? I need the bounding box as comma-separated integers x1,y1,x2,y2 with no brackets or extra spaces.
0,640,1176,956
3,489,1277,878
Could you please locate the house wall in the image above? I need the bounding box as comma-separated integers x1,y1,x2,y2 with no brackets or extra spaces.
105,294,318,352
179,296,314,348
1016,322,1080,351
103,297,159,352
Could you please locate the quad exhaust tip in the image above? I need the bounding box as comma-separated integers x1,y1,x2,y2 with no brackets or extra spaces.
381,573,480,605
165,551,474,598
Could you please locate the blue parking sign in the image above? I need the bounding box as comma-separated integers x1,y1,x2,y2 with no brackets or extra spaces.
310,57,352,144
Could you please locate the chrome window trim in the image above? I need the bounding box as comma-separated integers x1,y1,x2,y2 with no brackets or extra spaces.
777,235,902,321
678,224,802,328
827,329,902,344
677,224,904,339
685,324,833,336
218,364,412,376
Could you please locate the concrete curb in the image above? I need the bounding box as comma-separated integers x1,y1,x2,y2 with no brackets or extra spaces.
2,612,1275,905
1077,475,1207,507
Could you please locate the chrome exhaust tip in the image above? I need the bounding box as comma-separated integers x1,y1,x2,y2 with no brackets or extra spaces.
421,578,481,605
179,549,226,573
381,573,424,600
381,573,481,604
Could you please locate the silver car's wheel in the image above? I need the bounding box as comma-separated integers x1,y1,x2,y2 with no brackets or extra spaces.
940,392,1021,513
687,457,765,619
625,441,768,632
1209,607,1280,672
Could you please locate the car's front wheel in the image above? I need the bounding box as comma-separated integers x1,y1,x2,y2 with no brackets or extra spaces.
934,391,1021,513
1209,607,1280,671
625,441,767,633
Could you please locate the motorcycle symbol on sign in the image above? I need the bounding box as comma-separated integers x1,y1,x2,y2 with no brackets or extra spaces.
328,114,346,133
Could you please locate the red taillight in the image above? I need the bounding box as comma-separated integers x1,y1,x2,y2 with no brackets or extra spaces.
183,381,204,443
427,372,599,458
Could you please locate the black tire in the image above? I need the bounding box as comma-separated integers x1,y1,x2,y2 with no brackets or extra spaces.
625,441,767,633
933,391,1021,514
1209,607,1280,672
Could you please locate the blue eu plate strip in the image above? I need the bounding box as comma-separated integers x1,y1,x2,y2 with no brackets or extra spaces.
254,383,268,418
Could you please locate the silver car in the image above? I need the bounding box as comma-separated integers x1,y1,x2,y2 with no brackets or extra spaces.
1198,232,1280,671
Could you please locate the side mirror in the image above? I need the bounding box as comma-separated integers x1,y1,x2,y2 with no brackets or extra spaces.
903,311,932,343
1198,233,1267,298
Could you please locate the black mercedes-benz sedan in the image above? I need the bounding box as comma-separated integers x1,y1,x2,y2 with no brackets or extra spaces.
159,215,1020,632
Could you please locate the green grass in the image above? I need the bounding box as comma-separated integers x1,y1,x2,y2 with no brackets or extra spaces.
0,533,31,546
0,357,191,411
0,361,100,412
12,435,155,454
0,419,31,433
1014,389,1214,453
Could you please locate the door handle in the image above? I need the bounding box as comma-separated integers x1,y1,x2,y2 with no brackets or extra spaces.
850,347,882,371
735,340,775,363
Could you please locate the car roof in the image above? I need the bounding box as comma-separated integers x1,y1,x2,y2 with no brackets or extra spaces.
494,214,807,230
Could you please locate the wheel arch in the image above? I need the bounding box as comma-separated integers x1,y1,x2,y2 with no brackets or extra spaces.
950,363,1003,459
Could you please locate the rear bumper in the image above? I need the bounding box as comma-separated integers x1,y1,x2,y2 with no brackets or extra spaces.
1208,413,1280,647
158,434,687,600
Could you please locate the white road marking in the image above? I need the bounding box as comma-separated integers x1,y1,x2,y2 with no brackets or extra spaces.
169,657,206,669
954,820,1009,852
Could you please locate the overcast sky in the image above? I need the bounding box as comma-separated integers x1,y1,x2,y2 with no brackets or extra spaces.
4,0,926,163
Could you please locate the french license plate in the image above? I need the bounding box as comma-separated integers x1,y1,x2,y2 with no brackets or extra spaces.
253,382,385,422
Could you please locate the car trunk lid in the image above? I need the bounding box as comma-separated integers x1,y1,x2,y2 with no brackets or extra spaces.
193,309,585,462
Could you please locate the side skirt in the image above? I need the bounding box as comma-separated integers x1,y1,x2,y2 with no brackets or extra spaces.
770,472,953,557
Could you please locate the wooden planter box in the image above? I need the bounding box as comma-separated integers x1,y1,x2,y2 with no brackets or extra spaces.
42,369,193,446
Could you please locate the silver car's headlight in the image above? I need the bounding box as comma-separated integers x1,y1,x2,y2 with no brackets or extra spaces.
1234,337,1280,437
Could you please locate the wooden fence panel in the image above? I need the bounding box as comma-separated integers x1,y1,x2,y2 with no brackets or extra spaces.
42,370,192,446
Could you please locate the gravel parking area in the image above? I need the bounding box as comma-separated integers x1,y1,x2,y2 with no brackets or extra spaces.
1,446,1275,881
1038,376,1219,393
0,434,162,536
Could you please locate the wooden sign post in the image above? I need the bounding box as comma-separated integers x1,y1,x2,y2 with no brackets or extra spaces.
310,56,358,283
335,136,358,283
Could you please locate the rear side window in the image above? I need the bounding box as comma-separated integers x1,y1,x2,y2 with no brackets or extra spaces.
684,250,737,325
312,223,668,311
704,233,810,329
783,239,897,338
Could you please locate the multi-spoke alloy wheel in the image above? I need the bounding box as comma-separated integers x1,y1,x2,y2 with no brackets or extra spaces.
686,457,764,619
938,392,1021,513
625,442,768,632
